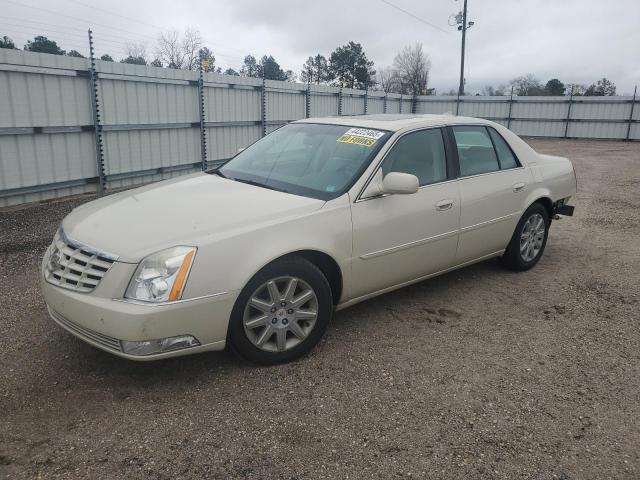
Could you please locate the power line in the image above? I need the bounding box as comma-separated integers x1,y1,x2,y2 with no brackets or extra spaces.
60,0,246,57
62,0,167,31
0,15,147,44
0,4,247,60
0,0,158,40
379,0,449,34
0,21,133,45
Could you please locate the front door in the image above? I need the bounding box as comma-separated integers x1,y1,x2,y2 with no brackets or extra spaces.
350,128,460,299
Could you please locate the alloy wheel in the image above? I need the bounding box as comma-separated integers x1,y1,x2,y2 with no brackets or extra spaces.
242,276,319,352
520,213,546,262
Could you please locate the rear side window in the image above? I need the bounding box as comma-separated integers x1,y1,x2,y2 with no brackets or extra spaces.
381,128,447,186
488,128,519,169
452,126,500,176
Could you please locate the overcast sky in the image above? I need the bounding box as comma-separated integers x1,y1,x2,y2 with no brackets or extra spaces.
2,0,639,94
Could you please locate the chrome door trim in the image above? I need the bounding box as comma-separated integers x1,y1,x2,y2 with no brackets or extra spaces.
359,229,459,260
458,211,521,233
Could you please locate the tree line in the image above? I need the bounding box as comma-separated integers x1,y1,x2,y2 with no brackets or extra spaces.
479,74,617,97
0,31,620,96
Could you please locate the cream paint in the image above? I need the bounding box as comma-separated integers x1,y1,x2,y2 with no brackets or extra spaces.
42,115,577,360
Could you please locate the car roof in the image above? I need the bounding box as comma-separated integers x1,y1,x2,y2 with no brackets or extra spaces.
294,114,491,132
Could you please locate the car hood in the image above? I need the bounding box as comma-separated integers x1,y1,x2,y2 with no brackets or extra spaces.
62,173,325,263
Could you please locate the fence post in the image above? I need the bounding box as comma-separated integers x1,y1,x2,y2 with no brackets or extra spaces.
338,86,343,116
197,67,207,170
305,81,311,118
261,74,267,136
383,94,388,113
564,87,574,138
87,29,105,193
626,85,637,141
364,81,368,115
507,85,514,130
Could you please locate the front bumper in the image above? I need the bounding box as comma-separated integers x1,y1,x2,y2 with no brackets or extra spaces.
41,274,238,361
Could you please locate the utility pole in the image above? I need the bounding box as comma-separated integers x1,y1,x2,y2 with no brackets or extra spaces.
453,0,474,96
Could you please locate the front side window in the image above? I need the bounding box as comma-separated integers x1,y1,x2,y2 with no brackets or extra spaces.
452,126,500,177
381,128,448,186
217,123,391,200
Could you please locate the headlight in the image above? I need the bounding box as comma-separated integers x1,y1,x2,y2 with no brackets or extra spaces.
125,246,196,303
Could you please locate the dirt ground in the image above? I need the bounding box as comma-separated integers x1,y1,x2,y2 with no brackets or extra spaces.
0,138,638,480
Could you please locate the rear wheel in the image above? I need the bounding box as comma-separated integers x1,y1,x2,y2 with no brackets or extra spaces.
501,203,550,271
228,257,332,364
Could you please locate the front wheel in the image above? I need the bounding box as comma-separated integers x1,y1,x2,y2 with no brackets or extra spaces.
228,257,333,365
501,203,550,271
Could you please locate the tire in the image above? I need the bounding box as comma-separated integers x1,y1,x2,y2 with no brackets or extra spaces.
501,202,550,271
228,256,333,365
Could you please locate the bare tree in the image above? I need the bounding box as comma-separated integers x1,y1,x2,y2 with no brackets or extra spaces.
125,42,148,63
182,28,202,71
156,30,183,69
392,43,430,96
481,84,507,96
155,29,202,70
510,74,544,96
375,66,399,93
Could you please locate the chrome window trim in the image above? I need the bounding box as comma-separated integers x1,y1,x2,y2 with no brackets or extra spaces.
455,166,526,181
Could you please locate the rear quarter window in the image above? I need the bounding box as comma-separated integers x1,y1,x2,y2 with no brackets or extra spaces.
488,128,519,169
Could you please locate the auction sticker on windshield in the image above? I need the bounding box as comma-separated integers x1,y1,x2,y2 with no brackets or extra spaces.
337,128,386,147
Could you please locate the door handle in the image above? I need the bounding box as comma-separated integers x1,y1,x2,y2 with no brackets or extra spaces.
435,199,454,211
513,182,526,193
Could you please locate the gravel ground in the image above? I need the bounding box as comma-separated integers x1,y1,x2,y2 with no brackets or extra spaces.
0,138,638,480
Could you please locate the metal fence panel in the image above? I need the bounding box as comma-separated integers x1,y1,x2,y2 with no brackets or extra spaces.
0,50,637,207
342,88,365,115
310,85,339,117
266,80,305,124
367,92,385,114
0,50,98,206
459,97,510,119
416,97,457,115
570,97,631,120
207,124,262,165
512,97,568,119
385,95,402,113
0,131,97,206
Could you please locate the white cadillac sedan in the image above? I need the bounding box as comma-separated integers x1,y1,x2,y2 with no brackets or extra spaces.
41,114,576,364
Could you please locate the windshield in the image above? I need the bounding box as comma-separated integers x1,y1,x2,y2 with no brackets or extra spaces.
217,123,391,200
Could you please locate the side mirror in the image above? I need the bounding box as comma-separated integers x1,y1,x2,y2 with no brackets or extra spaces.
382,172,419,195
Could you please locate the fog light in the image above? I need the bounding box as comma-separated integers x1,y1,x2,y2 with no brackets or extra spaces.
121,335,200,356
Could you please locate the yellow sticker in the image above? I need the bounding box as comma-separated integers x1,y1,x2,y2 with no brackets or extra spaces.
336,128,385,148
337,134,377,147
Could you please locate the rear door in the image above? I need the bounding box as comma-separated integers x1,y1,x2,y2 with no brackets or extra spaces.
450,125,532,263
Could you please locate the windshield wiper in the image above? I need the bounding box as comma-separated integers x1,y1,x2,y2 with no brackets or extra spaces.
231,177,287,193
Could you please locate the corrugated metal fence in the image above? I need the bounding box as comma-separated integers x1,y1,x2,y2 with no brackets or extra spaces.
1,49,638,207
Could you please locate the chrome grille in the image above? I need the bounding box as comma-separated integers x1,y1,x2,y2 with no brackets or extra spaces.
44,229,117,293
49,308,122,352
